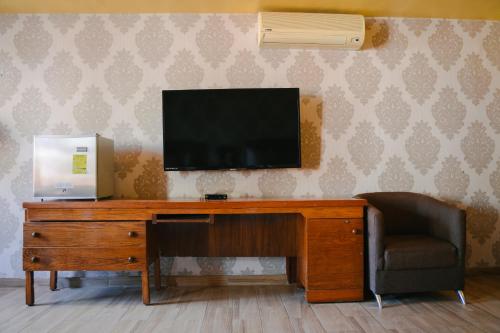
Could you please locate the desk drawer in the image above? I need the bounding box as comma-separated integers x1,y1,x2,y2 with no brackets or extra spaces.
24,222,145,248
308,218,363,243
23,247,146,271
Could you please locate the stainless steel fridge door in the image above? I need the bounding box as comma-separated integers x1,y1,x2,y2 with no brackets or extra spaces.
33,136,97,199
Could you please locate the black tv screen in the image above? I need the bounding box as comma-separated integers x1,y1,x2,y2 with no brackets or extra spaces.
162,88,301,171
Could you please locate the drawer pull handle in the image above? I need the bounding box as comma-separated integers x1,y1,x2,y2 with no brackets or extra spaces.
31,256,39,263
352,229,361,235
128,231,137,237
344,220,350,224
128,257,136,263
31,232,39,238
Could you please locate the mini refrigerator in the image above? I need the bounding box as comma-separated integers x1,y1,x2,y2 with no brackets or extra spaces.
33,134,114,200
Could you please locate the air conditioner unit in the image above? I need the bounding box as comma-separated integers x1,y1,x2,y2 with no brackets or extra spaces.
258,12,365,50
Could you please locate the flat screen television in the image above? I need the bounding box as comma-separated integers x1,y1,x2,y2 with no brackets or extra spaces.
162,88,301,171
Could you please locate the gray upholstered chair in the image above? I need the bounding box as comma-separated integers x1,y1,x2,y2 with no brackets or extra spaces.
355,192,466,309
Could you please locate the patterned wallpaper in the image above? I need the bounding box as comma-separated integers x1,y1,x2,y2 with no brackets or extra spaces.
0,14,499,278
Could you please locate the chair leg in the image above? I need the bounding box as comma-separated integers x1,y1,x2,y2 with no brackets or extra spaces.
456,290,466,305
375,293,383,309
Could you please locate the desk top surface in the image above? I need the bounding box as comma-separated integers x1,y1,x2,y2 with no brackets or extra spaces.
23,198,366,210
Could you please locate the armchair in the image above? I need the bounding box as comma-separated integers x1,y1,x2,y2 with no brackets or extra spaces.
355,192,466,309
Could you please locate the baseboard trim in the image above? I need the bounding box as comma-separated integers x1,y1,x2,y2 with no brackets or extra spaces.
0,274,288,288
465,266,500,276
3,269,499,288
164,274,287,286
0,278,31,287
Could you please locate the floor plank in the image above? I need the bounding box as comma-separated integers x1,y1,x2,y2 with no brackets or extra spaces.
334,302,389,333
200,286,233,333
232,286,263,333
280,285,325,333
310,302,360,332
0,274,499,333
167,287,210,333
256,285,295,333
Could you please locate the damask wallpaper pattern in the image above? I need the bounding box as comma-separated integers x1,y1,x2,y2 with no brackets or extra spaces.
0,14,499,278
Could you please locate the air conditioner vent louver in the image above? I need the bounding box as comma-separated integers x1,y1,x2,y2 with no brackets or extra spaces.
258,12,365,50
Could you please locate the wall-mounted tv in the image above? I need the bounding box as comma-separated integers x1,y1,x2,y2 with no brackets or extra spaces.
162,88,301,171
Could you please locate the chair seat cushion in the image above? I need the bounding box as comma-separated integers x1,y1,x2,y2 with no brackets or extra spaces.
384,235,457,271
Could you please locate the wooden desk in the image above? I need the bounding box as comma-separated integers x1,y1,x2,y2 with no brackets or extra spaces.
23,198,366,305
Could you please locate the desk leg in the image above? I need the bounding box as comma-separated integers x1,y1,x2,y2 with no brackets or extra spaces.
286,257,297,284
142,269,150,305
154,256,161,291
152,221,161,291
50,271,58,291
26,271,34,306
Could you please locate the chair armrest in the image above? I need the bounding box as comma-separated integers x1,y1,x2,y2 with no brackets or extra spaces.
424,198,466,266
366,204,385,271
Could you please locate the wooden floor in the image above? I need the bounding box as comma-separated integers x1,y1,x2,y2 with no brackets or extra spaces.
1,275,500,333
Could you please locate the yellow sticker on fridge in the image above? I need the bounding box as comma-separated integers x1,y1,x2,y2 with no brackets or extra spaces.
72,154,87,174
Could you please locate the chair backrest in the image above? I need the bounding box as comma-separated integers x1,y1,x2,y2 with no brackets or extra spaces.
355,192,431,235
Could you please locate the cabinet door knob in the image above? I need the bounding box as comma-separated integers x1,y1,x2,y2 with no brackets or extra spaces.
352,229,360,235
128,256,136,263
128,231,137,237
31,232,39,238
344,220,350,224
31,256,39,263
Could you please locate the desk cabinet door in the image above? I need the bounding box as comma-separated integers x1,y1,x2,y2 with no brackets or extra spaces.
307,218,363,290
